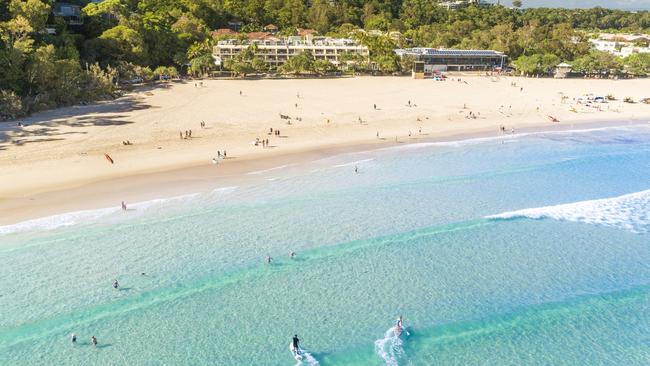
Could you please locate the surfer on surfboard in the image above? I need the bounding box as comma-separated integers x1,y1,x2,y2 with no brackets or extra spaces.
290,334,302,360
395,316,403,335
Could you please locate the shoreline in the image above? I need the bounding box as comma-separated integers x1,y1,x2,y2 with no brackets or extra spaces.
1,117,645,228
2,76,650,227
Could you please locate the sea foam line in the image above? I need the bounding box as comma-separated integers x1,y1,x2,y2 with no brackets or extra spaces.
487,189,650,233
380,124,650,152
0,187,237,236
247,164,294,175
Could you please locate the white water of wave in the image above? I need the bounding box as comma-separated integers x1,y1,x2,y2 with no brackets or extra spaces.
487,189,650,233
380,124,650,153
332,158,375,168
0,186,237,236
374,326,407,366
246,164,294,175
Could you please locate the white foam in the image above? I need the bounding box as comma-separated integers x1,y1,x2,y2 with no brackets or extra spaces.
379,124,650,153
374,326,406,366
332,158,375,168
247,164,293,175
0,187,238,236
487,189,650,233
294,350,319,366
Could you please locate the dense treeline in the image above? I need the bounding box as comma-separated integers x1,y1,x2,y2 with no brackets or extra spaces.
1,0,650,119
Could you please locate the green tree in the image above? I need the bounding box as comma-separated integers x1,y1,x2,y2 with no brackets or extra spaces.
313,59,337,74
572,50,623,76
279,51,314,75
624,53,650,76
98,25,147,64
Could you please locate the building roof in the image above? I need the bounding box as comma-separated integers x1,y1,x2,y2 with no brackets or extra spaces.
598,33,650,42
246,32,273,40
396,48,505,57
297,28,317,37
264,24,278,31
556,62,572,68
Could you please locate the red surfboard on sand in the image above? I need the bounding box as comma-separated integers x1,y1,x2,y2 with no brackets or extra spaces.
104,153,114,164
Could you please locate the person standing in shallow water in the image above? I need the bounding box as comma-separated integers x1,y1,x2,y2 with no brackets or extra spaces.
91,336,98,347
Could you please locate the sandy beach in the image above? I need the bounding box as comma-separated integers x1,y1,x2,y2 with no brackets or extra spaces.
1,75,649,225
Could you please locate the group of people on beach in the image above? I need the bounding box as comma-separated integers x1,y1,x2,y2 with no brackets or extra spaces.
180,130,192,139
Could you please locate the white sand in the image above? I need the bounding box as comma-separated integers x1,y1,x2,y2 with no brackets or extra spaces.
1,75,649,224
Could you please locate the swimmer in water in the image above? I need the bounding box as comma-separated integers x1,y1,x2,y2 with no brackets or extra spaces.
70,333,77,344
265,255,272,264
395,315,403,331
289,251,296,258
112,279,119,289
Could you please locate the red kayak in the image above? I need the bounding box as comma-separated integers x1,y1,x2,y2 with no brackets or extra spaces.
104,153,114,164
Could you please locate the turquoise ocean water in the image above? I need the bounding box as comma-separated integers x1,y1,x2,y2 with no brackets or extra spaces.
2,124,650,365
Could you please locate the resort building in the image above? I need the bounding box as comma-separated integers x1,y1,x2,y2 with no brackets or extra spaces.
52,2,83,26
395,48,507,74
590,34,650,57
213,36,369,68
438,0,489,10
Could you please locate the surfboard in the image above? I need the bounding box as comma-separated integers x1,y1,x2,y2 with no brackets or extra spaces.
290,342,303,361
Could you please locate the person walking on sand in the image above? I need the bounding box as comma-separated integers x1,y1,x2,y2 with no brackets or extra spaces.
223,150,227,158
180,131,183,139
121,201,127,211
91,336,97,347
373,104,377,110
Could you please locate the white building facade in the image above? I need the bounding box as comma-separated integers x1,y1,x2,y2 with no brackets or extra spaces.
214,37,369,68
590,34,650,57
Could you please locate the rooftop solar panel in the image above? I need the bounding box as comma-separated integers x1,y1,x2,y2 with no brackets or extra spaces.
397,48,504,57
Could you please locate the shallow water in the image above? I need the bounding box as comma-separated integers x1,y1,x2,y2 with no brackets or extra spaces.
2,124,650,365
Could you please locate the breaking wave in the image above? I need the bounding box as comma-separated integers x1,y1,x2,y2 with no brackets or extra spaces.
487,189,650,233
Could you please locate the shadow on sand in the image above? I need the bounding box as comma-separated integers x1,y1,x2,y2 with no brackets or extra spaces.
0,94,152,149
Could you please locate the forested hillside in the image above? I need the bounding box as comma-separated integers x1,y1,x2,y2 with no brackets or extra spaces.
1,0,649,119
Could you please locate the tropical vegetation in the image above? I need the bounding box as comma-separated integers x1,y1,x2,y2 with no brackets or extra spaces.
1,0,650,118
